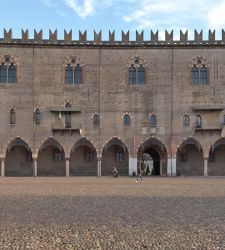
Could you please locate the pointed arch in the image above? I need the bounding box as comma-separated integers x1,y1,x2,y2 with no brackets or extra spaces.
37,138,65,176
128,56,146,85
0,54,17,83
137,138,167,176
5,138,33,176
176,138,204,176
64,55,83,84
70,138,97,176
191,56,209,85
10,107,16,125
102,137,129,176
183,114,190,127
35,108,41,125
208,137,225,176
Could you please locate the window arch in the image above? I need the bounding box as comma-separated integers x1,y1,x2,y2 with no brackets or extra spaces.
123,114,131,126
10,107,16,125
128,57,146,85
191,56,209,85
65,102,72,128
137,65,145,84
199,65,207,84
195,114,201,128
64,56,82,84
183,114,190,127
149,114,157,126
35,108,41,125
129,65,136,84
0,55,17,83
191,65,199,85
93,114,100,125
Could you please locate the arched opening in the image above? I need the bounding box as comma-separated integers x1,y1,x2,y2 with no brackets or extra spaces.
70,138,97,176
176,138,204,176
137,138,167,176
208,138,225,176
5,138,33,176
101,138,129,176
37,138,65,176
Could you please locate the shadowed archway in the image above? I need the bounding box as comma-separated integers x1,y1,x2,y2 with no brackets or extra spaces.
208,138,225,176
101,138,129,176
176,138,204,176
37,138,65,176
70,138,98,176
5,138,33,176
137,138,167,176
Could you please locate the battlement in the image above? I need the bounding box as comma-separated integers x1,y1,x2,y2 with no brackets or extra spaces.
1,29,225,46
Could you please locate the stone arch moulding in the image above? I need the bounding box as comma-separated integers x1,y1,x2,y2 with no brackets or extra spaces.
176,137,203,154
101,137,129,176
70,137,97,154
137,137,168,176
100,136,131,157
70,137,98,176
3,137,33,158
176,137,204,176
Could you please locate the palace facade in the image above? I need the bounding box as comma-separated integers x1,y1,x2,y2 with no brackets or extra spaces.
0,29,225,177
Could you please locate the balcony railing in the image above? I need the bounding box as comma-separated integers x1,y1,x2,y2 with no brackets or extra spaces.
51,122,81,135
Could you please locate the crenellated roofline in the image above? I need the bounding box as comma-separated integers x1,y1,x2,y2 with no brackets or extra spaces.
1,29,225,47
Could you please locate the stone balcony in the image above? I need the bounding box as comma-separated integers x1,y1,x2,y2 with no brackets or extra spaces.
51,122,81,135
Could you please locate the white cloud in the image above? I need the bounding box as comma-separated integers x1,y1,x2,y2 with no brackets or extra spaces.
63,0,114,19
40,0,56,7
208,1,225,29
123,0,216,31
64,0,94,19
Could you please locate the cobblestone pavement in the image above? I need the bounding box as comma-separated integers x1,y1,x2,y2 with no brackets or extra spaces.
0,177,225,249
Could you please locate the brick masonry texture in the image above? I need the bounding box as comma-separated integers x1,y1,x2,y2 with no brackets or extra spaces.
0,37,225,176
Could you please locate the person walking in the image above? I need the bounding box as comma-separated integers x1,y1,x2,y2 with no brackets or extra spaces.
136,162,144,182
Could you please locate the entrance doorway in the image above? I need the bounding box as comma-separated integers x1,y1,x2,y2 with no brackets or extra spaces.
137,138,167,176
143,148,160,176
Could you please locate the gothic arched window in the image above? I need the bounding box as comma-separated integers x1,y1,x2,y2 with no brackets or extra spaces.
137,65,145,84
195,114,201,128
65,65,73,84
183,114,190,127
191,56,209,85
10,108,16,125
35,108,41,125
0,55,17,83
93,114,100,125
199,65,207,85
124,114,131,126
150,114,157,126
64,56,82,84
191,65,199,85
128,57,145,85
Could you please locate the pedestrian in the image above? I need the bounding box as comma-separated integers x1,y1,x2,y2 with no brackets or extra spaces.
112,166,118,178
136,162,144,182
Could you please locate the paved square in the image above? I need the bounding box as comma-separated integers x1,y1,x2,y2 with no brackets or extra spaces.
0,177,225,249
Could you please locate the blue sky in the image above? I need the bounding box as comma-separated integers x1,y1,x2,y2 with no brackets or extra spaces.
1,0,225,40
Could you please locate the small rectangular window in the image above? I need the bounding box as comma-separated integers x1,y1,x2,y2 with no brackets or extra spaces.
116,152,123,162
54,152,62,162
85,152,93,162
